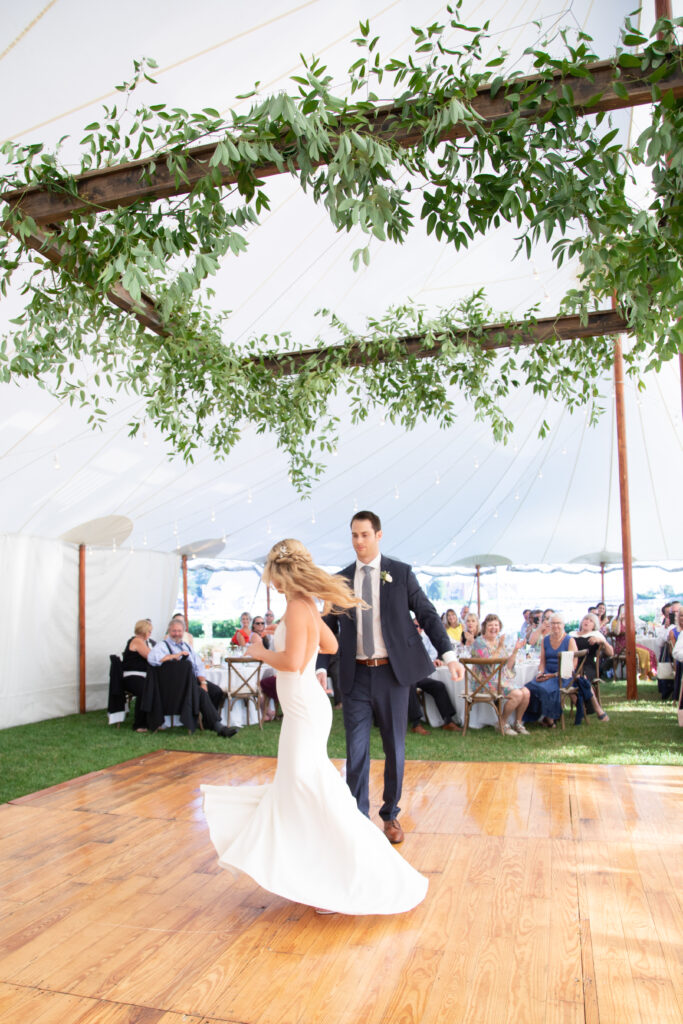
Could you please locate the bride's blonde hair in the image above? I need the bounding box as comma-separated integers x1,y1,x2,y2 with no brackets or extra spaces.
262,539,360,612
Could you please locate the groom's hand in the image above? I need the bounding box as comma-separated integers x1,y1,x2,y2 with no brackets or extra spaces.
448,660,464,683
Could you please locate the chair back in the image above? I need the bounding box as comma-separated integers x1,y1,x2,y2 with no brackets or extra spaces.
460,656,507,700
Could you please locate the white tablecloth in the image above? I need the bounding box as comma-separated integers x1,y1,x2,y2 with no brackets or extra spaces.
423,659,540,729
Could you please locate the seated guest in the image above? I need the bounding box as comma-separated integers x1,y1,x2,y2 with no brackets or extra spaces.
445,608,463,644
595,602,609,632
527,608,553,650
567,613,611,723
461,611,481,647
250,615,270,648
470,614,530,735
527,614,573,727
609,604,625,635
519,609,531,639
408,679,460,734
265,609,275,628
572,613,614,682
460,604,470,625
231,611,252,647
120,619,159,732
148,619,236,737
407,619,460,734
524,609,543,644
171,613,194,646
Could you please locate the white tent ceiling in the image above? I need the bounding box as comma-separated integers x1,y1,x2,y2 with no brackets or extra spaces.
1,1,682,569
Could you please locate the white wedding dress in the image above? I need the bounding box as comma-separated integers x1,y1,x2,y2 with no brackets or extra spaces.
201,619,428,914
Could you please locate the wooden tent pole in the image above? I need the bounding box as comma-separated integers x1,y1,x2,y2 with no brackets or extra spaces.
266,585,271,613
79,544,86,714
600,562,605,603
476,566,481,619
613,334,638,699
182,554,188,624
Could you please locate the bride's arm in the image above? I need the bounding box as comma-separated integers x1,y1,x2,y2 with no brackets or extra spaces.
318,617,338,655
245,599,312,672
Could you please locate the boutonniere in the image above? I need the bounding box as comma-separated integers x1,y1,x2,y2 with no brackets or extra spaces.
380,570,393,584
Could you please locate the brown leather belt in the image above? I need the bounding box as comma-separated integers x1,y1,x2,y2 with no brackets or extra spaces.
356,657,390,667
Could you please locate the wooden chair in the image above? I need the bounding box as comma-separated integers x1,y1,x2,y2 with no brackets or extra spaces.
225,656,264,729
558,649,589,729
459,657,509,737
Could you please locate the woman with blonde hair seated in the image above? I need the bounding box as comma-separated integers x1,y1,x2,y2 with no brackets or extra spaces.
470,614,529,735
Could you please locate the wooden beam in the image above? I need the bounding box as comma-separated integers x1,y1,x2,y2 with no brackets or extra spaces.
5,219,632,357
255,309,628,373
20,224,165,335
5,52,683,226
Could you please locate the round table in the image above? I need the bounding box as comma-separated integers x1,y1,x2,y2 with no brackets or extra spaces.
423,658,540,729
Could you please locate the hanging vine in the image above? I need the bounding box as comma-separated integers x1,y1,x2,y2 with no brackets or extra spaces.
0,3,682,489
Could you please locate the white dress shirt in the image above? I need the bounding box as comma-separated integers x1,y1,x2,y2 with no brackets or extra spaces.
354,555,388,660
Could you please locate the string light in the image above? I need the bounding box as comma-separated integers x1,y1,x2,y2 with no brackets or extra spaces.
53,453,60,470
394,485,399,500
143,534,147,547
514,492,520,501
247,489,253,504
353,498,358,513
493,509,499,519
210,509,216,523
267,521,272,534
311,510,316,524
435,473,441,486
142,431,149,447
473,459,479,470
538,469,543,479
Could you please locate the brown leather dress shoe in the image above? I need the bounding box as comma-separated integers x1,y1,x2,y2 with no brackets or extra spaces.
410,723,429,735
442,721,461,732
383,819,404,844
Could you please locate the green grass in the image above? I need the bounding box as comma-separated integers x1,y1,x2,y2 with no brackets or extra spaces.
0,681,680,805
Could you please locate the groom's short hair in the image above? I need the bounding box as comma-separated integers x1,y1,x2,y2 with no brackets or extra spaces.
350,510,381,532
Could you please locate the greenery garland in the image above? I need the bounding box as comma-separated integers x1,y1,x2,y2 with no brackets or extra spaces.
0,4,682,490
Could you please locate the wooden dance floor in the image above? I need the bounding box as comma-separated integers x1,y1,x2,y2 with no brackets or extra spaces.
0,752,681,1024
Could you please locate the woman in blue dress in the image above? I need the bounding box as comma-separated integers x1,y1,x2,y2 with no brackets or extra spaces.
526,614,576,727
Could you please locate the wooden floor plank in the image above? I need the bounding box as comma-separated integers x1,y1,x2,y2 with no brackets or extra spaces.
0,753,680,1024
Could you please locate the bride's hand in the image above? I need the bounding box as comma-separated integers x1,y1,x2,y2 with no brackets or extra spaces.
245,636,265,660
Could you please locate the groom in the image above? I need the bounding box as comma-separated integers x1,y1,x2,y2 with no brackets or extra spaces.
332,511,463,843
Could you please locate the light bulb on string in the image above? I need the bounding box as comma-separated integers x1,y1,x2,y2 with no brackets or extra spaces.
394,485,399,500
143,534,147,547
210,509,216,523
435,473,441,486
311,510,316,524
53,453,60,470
142,431,149,447
247,489,253,504
514,492,520,501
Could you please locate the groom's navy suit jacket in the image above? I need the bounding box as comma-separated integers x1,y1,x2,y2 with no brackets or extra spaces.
333,555,453,694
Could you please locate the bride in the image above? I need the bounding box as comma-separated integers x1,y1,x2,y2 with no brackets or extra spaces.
201,539,428,915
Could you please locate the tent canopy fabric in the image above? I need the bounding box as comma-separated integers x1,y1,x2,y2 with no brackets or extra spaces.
0,1,681,569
